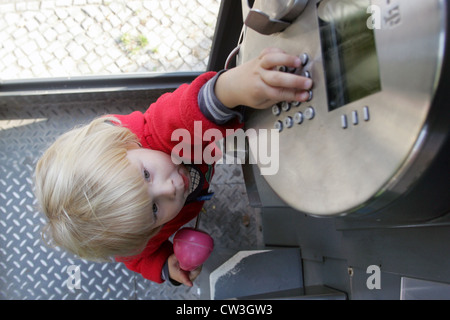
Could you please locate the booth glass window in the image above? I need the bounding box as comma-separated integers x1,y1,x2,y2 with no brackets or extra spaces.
0,0,221,80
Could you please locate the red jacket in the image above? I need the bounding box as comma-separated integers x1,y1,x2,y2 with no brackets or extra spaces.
113,72,243,283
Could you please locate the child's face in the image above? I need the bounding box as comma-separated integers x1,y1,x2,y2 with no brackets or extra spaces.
126,147,191,228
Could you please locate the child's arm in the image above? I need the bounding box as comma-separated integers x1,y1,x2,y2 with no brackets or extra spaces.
215,47,313,110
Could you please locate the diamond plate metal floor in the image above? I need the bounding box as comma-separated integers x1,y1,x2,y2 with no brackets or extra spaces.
0,96,262,300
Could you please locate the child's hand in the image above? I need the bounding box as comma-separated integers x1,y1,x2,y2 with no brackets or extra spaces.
167,253,202,287
215,47,314,110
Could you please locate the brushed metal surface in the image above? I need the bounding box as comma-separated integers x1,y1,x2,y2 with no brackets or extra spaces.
245,0,309,35
238,0,447,216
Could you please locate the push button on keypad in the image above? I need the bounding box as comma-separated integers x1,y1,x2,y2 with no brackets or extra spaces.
273,52,315,131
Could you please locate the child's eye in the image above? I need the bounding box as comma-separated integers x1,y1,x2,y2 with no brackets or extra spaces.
143,169,150,181
152,203,158,219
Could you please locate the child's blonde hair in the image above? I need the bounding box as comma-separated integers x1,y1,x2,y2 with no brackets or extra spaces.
35,116,160,261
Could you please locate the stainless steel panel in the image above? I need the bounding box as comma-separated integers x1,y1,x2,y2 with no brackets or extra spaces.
238,0,448,217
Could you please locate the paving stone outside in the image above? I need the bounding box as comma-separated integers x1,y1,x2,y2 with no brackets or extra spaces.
0,0,221,80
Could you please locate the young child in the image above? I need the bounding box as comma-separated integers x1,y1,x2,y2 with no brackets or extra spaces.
35,48,313,287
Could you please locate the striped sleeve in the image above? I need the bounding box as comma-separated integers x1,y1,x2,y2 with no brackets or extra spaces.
198,70,245,125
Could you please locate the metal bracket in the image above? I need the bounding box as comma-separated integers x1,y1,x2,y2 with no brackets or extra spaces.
244,0,309,35
245,9,291,35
